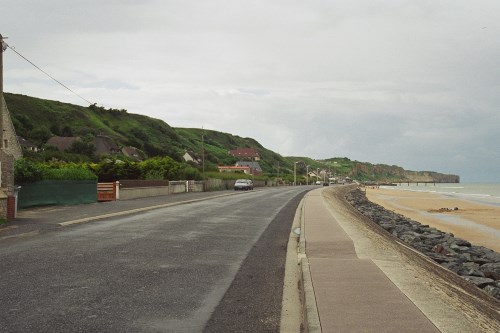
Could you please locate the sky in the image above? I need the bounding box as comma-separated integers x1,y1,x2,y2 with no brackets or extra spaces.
2,0,500,182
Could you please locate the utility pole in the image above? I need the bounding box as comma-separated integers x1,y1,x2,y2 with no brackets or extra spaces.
277,161,279,186
0,33,6,148
294,162,297,186
201,127,205,180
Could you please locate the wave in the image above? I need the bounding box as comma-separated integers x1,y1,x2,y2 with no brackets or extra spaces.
377,183,500,209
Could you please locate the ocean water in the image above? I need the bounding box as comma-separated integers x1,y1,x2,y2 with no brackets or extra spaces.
379,182,500,207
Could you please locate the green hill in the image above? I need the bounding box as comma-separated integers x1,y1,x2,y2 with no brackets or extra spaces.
6,93,182,158
4,92,459,183
5,92,291,174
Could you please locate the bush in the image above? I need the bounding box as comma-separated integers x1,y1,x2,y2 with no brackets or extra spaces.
15,159,97,183
16,156,206,184
139,156,181,180
178,166,202,180
90,159,141,182
14,159,44,182
41,168,97,181
144,170,164,180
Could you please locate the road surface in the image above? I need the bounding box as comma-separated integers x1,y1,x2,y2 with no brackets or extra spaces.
0,186,312,332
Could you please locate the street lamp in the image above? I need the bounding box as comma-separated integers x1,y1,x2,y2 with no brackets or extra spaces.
277,161,280,186
306,165,310,185
293,162,296,186
201,129,205,180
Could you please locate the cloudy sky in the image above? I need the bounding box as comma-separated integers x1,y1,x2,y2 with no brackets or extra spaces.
2,0,499,182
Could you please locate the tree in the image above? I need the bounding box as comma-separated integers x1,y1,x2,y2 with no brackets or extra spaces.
91,159,141,182
139,156,181,180
50,124,61,136
67,138,95,158
61,126,73,137
31,127,52,145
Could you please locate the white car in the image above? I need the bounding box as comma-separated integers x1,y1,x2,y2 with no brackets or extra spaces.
234,179,254,190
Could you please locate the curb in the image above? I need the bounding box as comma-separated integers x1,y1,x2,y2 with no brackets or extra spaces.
301,258,321,333
280,196,304,332
58,192,242,227
299,192,321,333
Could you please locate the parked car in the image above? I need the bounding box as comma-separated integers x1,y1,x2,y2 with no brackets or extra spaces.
234,179,254,190
315,181,322,185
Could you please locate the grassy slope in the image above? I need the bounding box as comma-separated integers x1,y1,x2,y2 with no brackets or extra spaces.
5,92,458,182
6,93,184,158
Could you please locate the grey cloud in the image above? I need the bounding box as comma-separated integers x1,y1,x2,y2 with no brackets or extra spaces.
2,0,500,181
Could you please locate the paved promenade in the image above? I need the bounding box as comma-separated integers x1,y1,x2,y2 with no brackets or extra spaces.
298,187,500,333
300,188,440,332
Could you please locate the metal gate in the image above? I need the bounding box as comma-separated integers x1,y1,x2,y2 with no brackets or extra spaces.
97,182,116,201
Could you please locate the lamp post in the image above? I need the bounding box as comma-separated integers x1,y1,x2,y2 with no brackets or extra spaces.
277,161,280,186
201,128,205,180
306,165,310,185
293,162,296,186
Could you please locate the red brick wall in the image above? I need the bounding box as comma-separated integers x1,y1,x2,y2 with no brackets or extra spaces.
7,195,15,219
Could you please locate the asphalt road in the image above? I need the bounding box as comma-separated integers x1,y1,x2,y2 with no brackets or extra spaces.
0,186,312,333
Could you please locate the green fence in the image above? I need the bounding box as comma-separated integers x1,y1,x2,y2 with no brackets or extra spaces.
17,180,97,209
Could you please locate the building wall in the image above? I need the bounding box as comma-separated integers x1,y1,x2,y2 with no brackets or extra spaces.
0,150,14,193
0,95,21,219
1,96,22,160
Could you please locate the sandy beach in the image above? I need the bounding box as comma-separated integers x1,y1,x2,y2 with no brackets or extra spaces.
365,187,500,252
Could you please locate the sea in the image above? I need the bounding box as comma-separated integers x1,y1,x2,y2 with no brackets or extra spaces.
379,182,500,207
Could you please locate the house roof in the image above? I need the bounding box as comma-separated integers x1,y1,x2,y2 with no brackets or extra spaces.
17,136,36,149
46,136,80,152
184,150,198,159
235,161,262,172
94,135,119,155
122,146,143,160
229,148,259,158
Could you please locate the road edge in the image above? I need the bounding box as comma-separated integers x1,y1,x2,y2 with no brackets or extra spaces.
299,192,321,333
280,196,304,332
280,192,321,333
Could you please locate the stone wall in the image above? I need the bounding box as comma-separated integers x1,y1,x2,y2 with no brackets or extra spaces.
118,186,170,200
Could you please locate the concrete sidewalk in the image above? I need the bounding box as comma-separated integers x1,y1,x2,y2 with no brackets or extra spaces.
300,188,440,332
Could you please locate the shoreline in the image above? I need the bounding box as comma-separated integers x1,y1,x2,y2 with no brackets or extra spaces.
365,187,500,252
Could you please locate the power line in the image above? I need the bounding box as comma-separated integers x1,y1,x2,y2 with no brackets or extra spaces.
4,42,93,105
